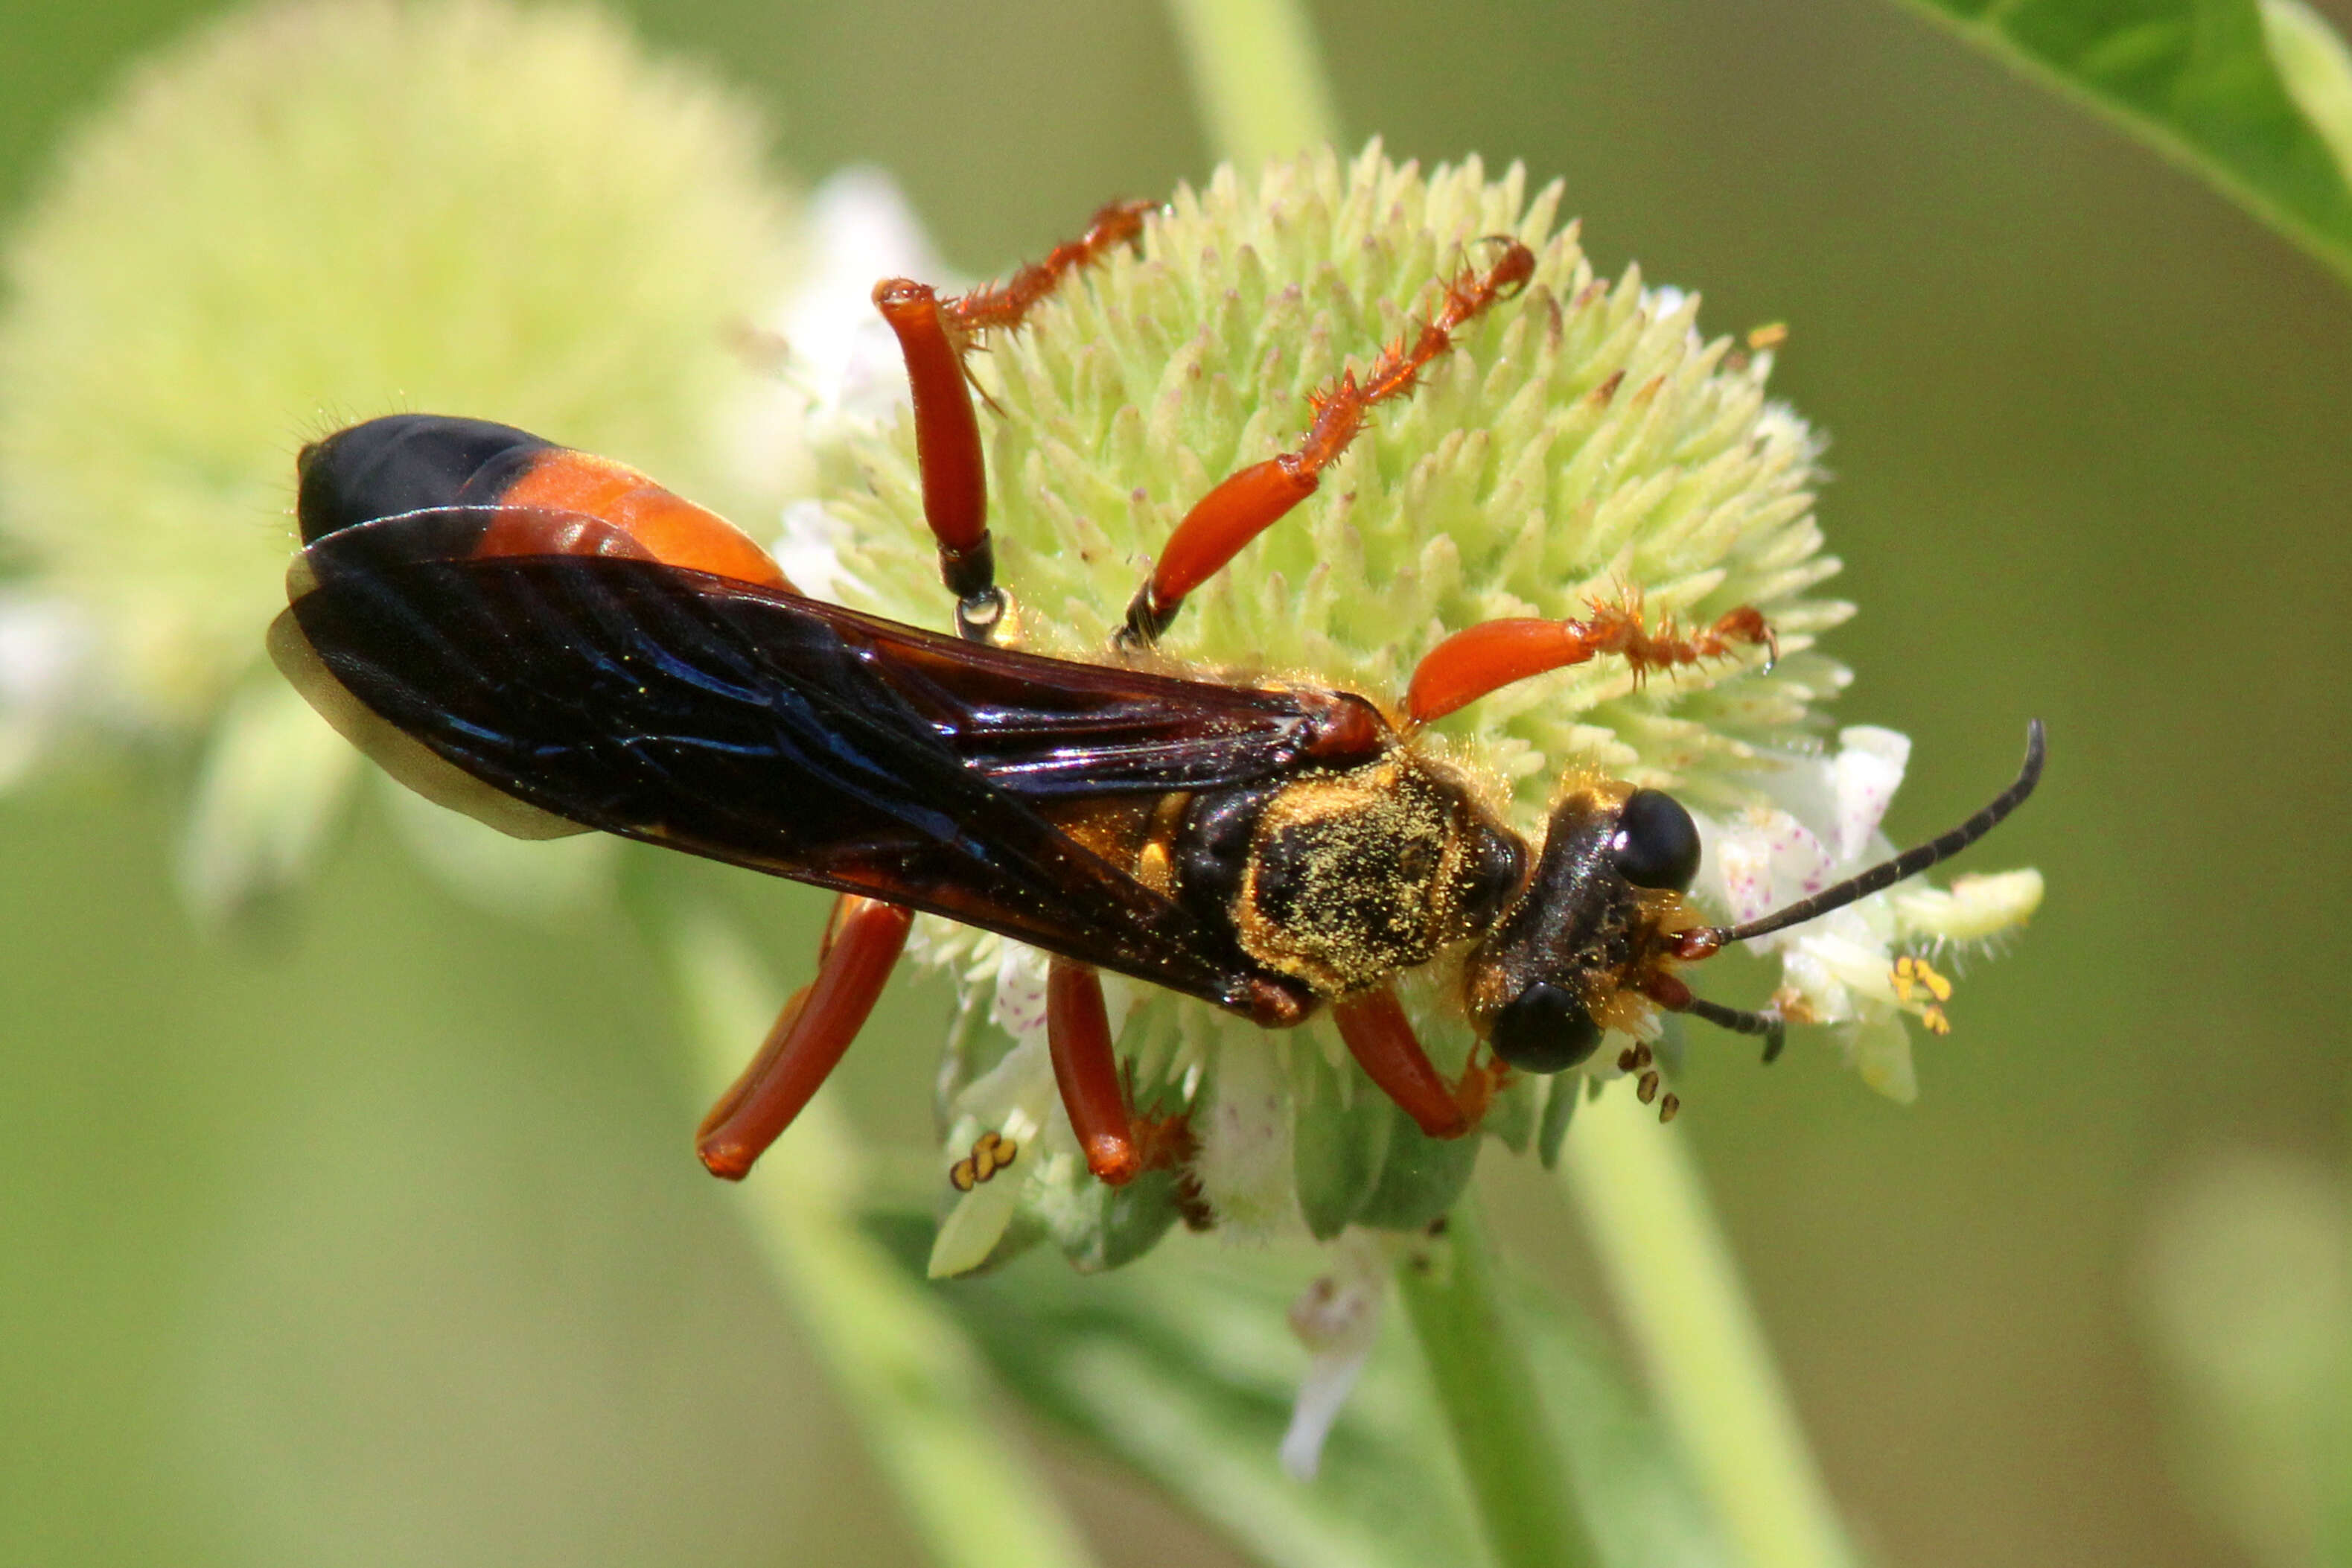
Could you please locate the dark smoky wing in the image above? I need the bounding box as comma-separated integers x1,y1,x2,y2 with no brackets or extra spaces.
288,509,1285,1010
791,599,1379,797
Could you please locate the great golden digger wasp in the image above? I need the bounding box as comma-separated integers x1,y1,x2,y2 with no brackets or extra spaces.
272,200,2043,1188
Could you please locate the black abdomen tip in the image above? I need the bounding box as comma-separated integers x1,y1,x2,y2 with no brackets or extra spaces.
296,414,554,543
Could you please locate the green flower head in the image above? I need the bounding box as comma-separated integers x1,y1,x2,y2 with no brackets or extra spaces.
804,144,2040,1273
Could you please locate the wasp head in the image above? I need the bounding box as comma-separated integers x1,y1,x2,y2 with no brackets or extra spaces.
1462,721,2049,1075
1462,782,1705,1073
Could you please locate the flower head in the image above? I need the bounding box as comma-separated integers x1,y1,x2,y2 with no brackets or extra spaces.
0,0,801,911
806,144,2042,1272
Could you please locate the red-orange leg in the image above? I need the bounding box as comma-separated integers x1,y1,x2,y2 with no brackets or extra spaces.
1122,238,1537,645
1330,984,1505,1141
873,201,1154,643
696,895,914,1180
872,279,995,637
1046,958,1147,1185
1404,601,1774,725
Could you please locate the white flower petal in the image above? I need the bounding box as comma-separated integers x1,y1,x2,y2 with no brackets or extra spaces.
1890,868,2045,946
1830,724,1910,863
1280,1230,1389,1481
989,941,1053,1051
930,1051,1057,1278
1193,1040,1295,1239
1713,806,1837,927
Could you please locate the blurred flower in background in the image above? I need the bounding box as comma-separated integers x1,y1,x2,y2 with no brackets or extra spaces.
0,0,803,917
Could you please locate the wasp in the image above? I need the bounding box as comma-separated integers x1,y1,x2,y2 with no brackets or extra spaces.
271,202,2043,1188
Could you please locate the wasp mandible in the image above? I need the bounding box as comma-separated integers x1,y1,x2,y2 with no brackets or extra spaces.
272,200,2043,1188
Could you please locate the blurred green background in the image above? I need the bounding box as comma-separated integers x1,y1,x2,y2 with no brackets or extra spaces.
2,1,2346,1564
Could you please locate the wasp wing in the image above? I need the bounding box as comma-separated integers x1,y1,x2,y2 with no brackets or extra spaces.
284,507,1371,1014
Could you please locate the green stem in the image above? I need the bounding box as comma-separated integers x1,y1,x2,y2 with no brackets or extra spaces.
1396,1199,1596,1568
1164,0,1342,165
644,891,1098,1568
1560,1086,1858,1568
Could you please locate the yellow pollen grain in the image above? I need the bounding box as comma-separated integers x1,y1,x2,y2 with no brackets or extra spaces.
1893,955,1954,1004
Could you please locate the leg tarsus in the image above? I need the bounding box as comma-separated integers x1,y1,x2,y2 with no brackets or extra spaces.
696,895,913,1180
944,200,1156,334
1125,239,1537,646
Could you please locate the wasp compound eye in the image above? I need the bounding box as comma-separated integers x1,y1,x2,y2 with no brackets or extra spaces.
1611,788,1701,891
1488,982,1602,1072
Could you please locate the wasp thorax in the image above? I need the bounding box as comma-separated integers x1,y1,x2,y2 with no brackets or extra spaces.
1467,783,1699,1072
1190,757,1514,997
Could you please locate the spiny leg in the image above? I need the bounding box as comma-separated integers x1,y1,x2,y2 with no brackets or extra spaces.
1121,238,1537,646
1330,984,1505,1141
697,894,914,1179
872,201,1154,641
1405,599,1773,725
942,200,1156,335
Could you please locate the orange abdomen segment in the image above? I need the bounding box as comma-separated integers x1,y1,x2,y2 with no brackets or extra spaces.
490,449,792,590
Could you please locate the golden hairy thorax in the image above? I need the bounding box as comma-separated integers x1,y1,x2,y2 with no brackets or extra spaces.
1226,756,1499,996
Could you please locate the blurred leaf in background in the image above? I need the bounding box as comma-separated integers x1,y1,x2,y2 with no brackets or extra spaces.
1896,0,2352,281
2141,1150,2351,1568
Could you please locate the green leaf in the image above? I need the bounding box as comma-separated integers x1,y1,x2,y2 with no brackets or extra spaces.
1536,1077,1578,1170
867,1211,1733,1568
1396,1204,1594,1568
1292,1045,1397,1240
1353,1108,1482,1231
1512,1279,1740,1568
1894,0,2352,282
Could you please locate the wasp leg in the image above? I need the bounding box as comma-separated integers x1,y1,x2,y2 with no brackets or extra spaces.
1403,599,1773,724
873,201,1153,642
697,894,914,1180
1330,984,1503,1140
1121,239,1536,646
1047,957,1155,1185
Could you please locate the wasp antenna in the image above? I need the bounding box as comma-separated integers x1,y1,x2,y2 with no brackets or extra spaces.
1682,996,1788,1063
1709,719,2046,949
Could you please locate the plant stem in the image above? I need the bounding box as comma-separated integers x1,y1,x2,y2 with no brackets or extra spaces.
1395,1199,1596,1568
646,891,1098,1568
1164,0,1342,165
1560,1086,1858,1568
